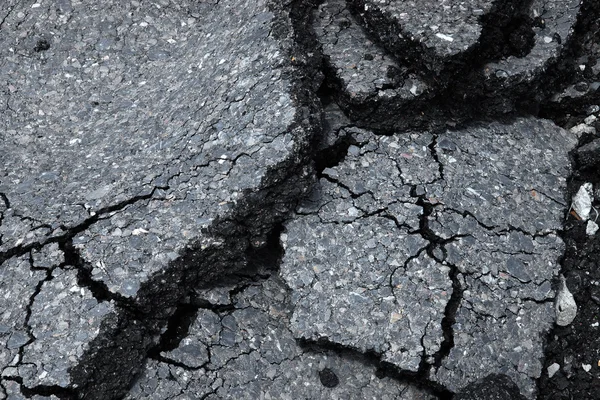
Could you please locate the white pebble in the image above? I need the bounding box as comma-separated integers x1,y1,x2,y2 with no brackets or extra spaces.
587,220,599,236
570,123,596,137
584,115,597,125
435,33,454,42
556,275,577,326
582,364,592,372
572,183,594,221
547,363,560,378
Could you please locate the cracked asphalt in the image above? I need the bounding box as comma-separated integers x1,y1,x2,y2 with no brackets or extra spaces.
1,0,599,399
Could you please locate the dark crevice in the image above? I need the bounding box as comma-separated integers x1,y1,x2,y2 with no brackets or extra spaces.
432,265,463,372
0,3,17,31
59,239,137,311
147,302,200,358
2,376,77,400
148,221,286,361
428,134,445,182
244,222,285,274
414,196,466,262
315,71,336,107
314,131,354,176
474,0,536,61
536,120,600,399
0,186,166,267
193,299,236,314
0,193,10,209
313,67,356,175
298,337,453,399
413,195,465,377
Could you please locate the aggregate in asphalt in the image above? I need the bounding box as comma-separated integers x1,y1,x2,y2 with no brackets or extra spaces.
0,0,599,399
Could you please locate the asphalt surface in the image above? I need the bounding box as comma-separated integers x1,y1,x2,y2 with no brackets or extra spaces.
0,0,599,399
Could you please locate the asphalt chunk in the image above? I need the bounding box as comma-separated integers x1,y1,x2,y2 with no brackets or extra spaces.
0,0,319,397
281,118,575,398
125,275,436,400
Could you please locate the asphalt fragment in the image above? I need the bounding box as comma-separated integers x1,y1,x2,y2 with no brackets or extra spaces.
281,117,575,398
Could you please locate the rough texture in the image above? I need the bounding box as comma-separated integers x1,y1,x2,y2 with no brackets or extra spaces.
1,0,318,397
314,0,429,118
1,0,599,399
0,256,47,382
281,118,575,398
126,275,436,400
18,269,114,389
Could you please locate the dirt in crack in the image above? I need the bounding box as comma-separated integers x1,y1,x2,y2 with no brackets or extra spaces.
298,338,454,399
413,194,465,377
536,123,600,399
146,223,285,368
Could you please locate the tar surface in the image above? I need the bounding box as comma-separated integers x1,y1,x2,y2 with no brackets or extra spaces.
0,1,599,399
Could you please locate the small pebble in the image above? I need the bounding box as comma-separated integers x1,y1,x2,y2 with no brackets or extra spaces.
556,275,577,326
587,220,599,236
572,183,594,221
582,364,592,372
570,123,596,137
584,115,597,125
547,363,560,378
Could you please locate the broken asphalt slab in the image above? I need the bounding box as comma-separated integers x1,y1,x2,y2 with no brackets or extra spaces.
1,0,599,399
318,0,584,131
314,0,431,129
1,0,320,398
281,118,575,398
126,275,437,400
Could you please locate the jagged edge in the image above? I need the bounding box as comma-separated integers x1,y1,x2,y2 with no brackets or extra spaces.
61,1,324,399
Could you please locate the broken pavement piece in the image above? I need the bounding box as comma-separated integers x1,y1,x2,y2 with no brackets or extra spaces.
0,256,46,375
431,214,562,397
547,362,560,378
314,0,429,128
17,268,114,389
0,0,319,398
282,214,450,372
0,0,315,296
282,117,572,398
348,0,503,76
555,274,577,327
126,276,436,400
483,0,582,89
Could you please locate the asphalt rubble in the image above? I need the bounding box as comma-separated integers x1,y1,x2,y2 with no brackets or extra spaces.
0,0,599,399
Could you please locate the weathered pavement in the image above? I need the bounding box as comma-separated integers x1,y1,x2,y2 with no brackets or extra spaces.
0,0,599,399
